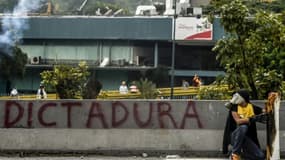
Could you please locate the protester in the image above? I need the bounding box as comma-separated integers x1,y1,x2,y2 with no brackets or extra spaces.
37,84,47,99
119,81,128,94
223,89,266,160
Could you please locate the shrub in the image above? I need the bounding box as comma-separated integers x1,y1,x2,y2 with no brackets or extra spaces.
40,61,89,99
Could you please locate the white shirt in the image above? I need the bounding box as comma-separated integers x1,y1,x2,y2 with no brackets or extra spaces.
37,88,47,99
119,85,128,94
10,88,18,96
129,85,138,93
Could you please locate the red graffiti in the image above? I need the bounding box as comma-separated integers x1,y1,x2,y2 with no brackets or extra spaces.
2,100,203,129
158,102,178,129
180,101,203,128
38,103,57,127
112,101,129,128
62,102,82,128
27,102,33,127
86,102,108,128
4,101,24,128
134,102,153,128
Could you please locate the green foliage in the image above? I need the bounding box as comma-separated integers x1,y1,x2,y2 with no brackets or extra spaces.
255,69,283,99
145,66,169,88
197,85,232,100
40,61,90,99
0,0,18,12
246,0,285,13
206,0,285,19
211,0,285,99
82,75,102,99
135,78,158,99
0,46,28,80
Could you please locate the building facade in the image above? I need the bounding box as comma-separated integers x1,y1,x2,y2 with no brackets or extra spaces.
0,16,225,94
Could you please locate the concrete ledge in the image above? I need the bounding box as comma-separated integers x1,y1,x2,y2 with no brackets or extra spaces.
0,100,283,158
0,129,225,151
0,129,284,157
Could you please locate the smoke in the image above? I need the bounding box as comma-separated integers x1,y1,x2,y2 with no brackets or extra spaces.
0,0,45,54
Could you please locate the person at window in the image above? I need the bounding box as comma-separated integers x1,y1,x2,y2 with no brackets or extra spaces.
223,89,266,160
10,87,19,99
119,81,128,94
182,79,189,89
37,84,47,99
129,81,138,93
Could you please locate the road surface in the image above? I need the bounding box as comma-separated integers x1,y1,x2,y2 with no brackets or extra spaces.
0,156,229,160
0,156,284,160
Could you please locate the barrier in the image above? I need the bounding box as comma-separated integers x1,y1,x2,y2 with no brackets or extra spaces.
0,85,230,100
97,86,202,99
0,99,283,156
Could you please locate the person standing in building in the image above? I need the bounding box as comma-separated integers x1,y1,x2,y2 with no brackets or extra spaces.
192,74,202,87
10,87,19,99
37,84,47,99
129,81,139,93
182,79,189,89
119,81,128,94
181,79,190,99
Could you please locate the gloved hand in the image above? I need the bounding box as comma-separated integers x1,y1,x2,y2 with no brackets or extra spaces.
249,113,268,124
224,102,234,109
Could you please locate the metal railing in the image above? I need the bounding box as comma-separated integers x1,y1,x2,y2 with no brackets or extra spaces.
0,85,229,100
97,86,201,99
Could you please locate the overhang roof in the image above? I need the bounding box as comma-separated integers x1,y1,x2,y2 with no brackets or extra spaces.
18,16,173,40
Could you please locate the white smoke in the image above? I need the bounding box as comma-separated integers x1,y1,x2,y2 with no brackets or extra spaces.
0,0,45,54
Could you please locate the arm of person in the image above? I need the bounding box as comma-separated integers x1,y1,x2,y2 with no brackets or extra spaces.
231,111,250,125
253,104,264,114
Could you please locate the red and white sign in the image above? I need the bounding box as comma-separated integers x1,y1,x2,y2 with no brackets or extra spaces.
175,17,212,40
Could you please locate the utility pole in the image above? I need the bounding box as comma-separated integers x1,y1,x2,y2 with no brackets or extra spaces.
170,0,177,99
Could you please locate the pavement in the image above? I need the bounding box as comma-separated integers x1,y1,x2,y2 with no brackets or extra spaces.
0,156,284,160
0,157,229,160
2,157,285,160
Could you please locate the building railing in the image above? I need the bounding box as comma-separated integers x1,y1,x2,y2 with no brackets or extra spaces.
0,85,229,100
97,85,230,99
28,58,154,68
97,86,202,99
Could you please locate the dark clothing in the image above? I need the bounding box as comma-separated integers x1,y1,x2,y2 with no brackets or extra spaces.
222,103,263,154
40,89,44,99
231,124,265,160
236,89,250,103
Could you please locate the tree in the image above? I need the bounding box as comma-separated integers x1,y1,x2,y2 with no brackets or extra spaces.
136,78,158,99
0,0,18,12
145,65,169,88
82,73,102,99
211,0,285,99
0,46,28,94
205,0,285,16
40,61,90,99
0,46,28,78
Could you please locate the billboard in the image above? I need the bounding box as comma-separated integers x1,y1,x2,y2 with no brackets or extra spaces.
175,17,212,40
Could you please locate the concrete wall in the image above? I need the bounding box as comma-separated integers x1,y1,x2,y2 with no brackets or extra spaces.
0,100,284,155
